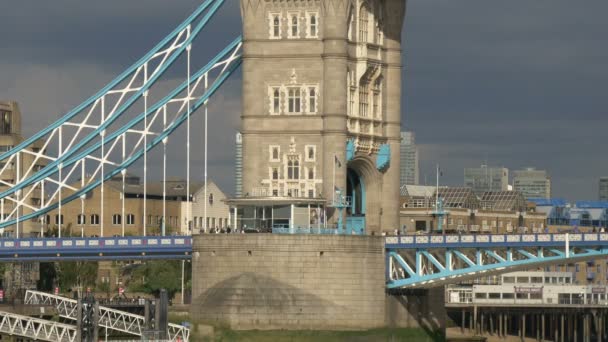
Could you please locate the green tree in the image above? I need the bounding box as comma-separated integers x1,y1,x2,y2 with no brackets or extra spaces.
55,261,98,295
128,260,183,298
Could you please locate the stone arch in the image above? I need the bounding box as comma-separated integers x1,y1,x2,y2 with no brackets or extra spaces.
347,155,383,233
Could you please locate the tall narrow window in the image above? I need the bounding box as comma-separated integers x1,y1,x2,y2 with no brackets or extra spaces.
273,15,281,37
309,15,317,37
270,146,280,161
288,159,300,180
372,81,380,118
288,88,301,113
359,85,369,117
359,5,369,43
308,168,314,180
272,168,279,180
272,88,281,114
291,15,299,37
308,88,316,113
349,88,355,115
112,214,122,225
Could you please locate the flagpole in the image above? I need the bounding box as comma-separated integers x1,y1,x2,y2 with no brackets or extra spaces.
436,164,441,213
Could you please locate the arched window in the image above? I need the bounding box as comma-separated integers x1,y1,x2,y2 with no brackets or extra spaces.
291,15,299,37
126,214,135,225
288,159,300,180
273,15,281,37
272,168,279,180
359,4,369,43
209,193,214,206
55,215,64,225
77,214,86,225
308,168,314,180
112,214,121,225
273,88,281,114
372,78,382,118
90,214,100,225
359,83,369,117
308,88,316,113
309,15,317,37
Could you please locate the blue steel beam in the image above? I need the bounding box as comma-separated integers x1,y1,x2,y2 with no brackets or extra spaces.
0,0,227,202
386,233,608,289
0,41,242,228
0,236,192,262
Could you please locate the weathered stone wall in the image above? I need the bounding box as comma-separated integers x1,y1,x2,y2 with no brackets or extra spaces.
385,288,447,333
191,234,386,330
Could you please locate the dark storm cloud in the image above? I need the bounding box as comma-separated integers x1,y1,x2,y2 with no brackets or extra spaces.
403,0,608,200
0,0,606,199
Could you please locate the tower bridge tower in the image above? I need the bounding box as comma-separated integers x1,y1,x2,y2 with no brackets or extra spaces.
238,0,405,233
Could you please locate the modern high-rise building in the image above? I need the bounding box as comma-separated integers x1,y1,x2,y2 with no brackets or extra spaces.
464,165,509,195
400,131,419,187
0,101,48,237
513,168,551,199
600,177,608,201
235,132,243,197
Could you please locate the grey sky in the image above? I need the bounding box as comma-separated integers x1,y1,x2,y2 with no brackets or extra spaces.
0,0,606,200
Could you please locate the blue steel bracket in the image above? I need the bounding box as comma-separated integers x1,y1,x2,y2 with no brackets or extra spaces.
385,233,608,288
376,144,390,171
346,140,355,162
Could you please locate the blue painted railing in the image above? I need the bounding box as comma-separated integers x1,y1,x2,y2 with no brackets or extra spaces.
0,236,192,262
385,233,608,249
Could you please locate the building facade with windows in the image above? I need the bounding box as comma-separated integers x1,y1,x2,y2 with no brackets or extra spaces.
399,186,546,234
600,177,608,201
464,165,509,195
183,180,230,234
399,131,419,187
44,176,229,237
238,0,406,233
0,101,48,237
513,168,551,199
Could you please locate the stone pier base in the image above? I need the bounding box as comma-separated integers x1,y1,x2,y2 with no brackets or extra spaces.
190,234,445,335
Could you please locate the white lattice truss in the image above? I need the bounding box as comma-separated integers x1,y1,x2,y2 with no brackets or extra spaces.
0,0,241,234
24,290,190,342
0,310,77,342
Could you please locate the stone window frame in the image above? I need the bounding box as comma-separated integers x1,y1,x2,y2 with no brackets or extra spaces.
269,145,280,162
126,214,135,225
307,86,318,114
112,214,122,226
287,11,301,39
268,86,282,115
287,87,302,114
305,11,320,38
90,214,100,225
270,167,280,180
305,145,316,162
358,3,370,43
286,155,301,180
77,214,86,225
306,166,315,180
268,12,283,39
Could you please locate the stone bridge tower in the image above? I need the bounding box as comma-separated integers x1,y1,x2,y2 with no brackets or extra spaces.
239,0,405,233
